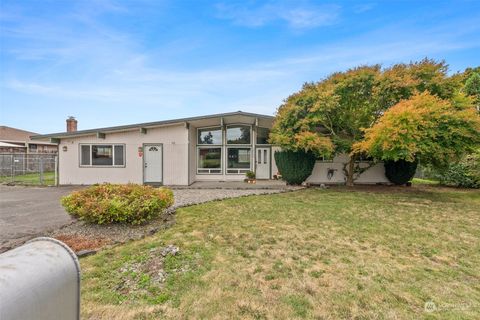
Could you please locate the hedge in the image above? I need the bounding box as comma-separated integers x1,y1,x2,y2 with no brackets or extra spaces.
384,159,418,185
274,150,316,185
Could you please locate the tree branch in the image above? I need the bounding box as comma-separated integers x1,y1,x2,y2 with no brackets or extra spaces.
352,161,378,181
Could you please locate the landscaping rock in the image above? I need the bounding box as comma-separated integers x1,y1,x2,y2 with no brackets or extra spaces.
161,244,179,256
116,244,183,295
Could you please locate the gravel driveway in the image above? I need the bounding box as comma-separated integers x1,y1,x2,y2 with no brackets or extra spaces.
1,186,289,253
172,188,283,209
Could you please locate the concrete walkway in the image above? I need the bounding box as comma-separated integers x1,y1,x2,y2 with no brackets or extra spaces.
172,180,291,190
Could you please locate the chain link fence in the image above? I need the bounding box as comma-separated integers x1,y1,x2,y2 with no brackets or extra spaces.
0,153,58,186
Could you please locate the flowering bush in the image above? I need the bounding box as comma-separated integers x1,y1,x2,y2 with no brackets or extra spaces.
61,183,174,225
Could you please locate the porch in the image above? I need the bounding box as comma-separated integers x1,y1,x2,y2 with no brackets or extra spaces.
170,180,295,190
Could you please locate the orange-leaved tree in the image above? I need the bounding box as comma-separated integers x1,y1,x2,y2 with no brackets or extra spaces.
270,59,465,186
354,92,480,168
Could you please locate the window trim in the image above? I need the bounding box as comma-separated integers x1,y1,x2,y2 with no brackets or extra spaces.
196,146,223,175
197,126,223,146
226,124,252,145
226,146,252,174
79,143,126,168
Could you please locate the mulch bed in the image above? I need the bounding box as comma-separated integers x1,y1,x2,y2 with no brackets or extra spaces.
48,211,176,254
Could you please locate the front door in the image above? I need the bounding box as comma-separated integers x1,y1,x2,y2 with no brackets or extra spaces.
255,147,270,179
143,144,163,184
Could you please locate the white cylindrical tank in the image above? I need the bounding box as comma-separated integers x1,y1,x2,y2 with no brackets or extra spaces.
0,237,81,320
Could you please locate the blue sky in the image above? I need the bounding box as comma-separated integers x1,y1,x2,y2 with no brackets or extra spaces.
1,0,479,133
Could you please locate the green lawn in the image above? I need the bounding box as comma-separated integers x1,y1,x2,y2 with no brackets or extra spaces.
81,186,480,319
412,178,441,185
0,171,55,185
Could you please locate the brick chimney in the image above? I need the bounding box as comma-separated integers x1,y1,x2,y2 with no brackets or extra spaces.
66,116,77,132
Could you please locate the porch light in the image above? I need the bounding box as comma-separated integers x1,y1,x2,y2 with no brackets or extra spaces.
62,146,68,152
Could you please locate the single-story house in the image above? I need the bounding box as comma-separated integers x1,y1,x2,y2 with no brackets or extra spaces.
0,126,58,154
31,111,388,186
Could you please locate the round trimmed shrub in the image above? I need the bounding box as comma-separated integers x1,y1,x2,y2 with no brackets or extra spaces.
274,150,316,185
61,183,174,225
384,159,418,185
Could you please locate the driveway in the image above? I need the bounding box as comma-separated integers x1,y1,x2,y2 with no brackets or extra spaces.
0,185,81,253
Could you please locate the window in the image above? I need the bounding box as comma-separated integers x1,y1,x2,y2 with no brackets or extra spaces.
256,127,270,144
114,145,124,166
226,125,251,144
227,147,251,174
29,144,37,152
198,127,222,145
81,145,91,165
93,145,113,166
197,147,222,174
80,144,125,167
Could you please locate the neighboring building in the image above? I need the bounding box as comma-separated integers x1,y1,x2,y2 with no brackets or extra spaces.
0,126,58,153
32,112,388,186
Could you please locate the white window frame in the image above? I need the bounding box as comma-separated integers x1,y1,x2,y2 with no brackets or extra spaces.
196,126,223,174
197,126,223,146
226,146,252,174
196,146,223,174
79,143,126,167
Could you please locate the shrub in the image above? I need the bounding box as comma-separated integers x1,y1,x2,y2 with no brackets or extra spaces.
436,150,480,188
274,150,316,185
384,159,418,185
61,183,174,225
245,171,255,179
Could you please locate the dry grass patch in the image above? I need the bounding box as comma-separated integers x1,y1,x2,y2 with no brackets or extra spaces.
80,186,480,319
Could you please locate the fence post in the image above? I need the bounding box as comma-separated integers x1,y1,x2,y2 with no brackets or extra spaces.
11,154,14,183
55,155,59,186
39,157,44,185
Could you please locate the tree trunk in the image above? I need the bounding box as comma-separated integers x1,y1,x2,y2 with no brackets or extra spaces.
346,156,355,187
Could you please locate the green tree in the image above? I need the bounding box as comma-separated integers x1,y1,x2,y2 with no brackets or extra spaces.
355,92,480,168
270,59,460,186
464,72,480,110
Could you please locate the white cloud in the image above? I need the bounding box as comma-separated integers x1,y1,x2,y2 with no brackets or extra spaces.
215,1,340,29
1,1,479,122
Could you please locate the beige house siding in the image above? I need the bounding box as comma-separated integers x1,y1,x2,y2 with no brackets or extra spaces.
271,146,281,177
306,154,389,184
188,125,196,185
58,124,188,185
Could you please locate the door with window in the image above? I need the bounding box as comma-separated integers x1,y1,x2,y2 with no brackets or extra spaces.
143,144,163,184
255,147,270,179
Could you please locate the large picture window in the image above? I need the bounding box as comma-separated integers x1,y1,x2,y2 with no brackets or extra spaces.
227,147,251,174
195,124,264,175
226,125,251,144
80,144,125,167
198,127,222,145
197,147,222,174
